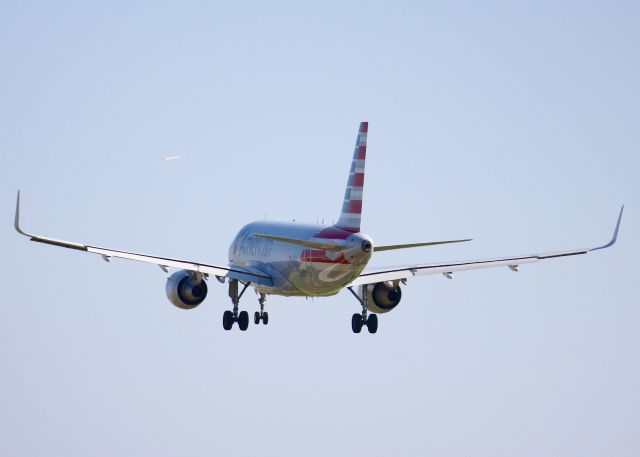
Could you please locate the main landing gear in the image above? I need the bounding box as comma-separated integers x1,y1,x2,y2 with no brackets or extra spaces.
222,279,250,331
222,280,269,331
347,285,378,334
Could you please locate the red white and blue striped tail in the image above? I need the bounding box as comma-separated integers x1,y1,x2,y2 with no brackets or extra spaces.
336,121,367,232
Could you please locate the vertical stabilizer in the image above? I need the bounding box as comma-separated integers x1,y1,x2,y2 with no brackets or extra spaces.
336,122,367,232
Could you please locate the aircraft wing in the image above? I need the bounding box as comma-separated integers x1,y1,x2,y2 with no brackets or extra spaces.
14,192,272,286
350,206,623,286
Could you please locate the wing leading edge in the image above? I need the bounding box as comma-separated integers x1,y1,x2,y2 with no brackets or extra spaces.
14,191,272,286
350,206,624,286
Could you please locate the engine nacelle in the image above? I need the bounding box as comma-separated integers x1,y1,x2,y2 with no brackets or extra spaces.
165,270,208,310
361,281,402,314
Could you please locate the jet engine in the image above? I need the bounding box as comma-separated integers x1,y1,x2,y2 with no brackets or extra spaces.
165,270,208,309
360,281,402,313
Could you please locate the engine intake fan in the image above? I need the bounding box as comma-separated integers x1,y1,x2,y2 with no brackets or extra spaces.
360,281,402,314
166,270,208,309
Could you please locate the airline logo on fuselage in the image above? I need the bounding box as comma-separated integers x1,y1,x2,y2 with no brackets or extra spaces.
234,230,274,258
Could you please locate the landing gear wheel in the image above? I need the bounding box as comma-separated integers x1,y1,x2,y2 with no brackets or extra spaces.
351,313,363,333
254,311,261,325
222,310,234,330
366,313,378,334
238,311,249,331
262,312,269,325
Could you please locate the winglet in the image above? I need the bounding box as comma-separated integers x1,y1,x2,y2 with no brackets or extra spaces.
13,192,87,250
14,190,29,237
591,205,624,251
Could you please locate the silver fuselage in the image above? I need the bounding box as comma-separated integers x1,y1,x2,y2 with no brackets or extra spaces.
228,221,373,296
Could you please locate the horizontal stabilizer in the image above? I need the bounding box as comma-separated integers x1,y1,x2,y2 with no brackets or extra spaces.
374,239,472,252
253,234,344,252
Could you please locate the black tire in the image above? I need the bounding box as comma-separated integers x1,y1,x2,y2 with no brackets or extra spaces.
238,311,249,331
367,313,378,334
254,311,261,325
222,310,234,331
351,313,363,333
262,312,269,325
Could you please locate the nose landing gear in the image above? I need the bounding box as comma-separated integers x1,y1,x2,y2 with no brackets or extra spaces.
254,293,269,325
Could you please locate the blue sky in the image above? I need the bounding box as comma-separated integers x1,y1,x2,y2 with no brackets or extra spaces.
1,1,638,456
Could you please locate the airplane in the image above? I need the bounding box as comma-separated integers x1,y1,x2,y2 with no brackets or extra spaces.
14,122,624,334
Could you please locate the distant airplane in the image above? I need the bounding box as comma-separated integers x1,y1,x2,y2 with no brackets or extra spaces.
14,122,623,333
164,155,182,161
